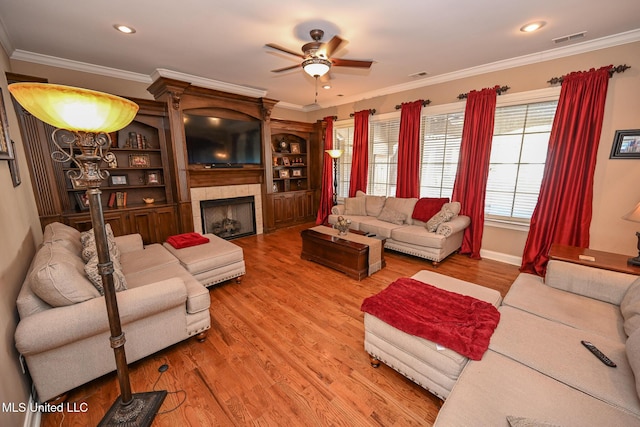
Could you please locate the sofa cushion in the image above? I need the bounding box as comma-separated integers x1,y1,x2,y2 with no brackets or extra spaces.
356,191,387,217
344,196,367,216
376,205,406,225
390,225,446,249
358,218,405,239
42,222,82,255
627,328,640,399
425,202,460,232
503,273,627,342
80,224,120,263
490,306,639,417
382,197,418,225
621,276,640,336
29,243,101,307
119,244,180,276
506,416,561,427
412,197,449,222
84,255,128,295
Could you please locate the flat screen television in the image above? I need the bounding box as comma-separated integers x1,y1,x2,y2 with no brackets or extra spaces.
183,112,262,166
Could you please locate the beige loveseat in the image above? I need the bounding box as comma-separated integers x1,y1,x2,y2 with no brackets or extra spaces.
14,222,211,402
328,191,470,265
434,260,640,426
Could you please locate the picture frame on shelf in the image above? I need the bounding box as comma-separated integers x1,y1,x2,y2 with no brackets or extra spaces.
290,142,301,154
109,132,118,148
70,177,85,189
109,175,128,186
292,168,302,177
129,153,150,167
75,192,90,211
282,157,290,166
610,129,640,159
145,170,161,185
0,88,15,161
279,169,290,179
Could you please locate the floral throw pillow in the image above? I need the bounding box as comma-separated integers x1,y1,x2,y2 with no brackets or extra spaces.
425,203,460,232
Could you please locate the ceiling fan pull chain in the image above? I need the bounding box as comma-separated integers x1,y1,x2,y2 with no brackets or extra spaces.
314,76,319,104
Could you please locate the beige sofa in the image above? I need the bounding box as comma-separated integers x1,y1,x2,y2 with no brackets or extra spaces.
328,191,470,265
434,260,640,426
14,222,211,402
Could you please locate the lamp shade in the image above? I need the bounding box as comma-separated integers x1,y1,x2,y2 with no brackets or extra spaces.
624,202,640,223
326,149,343,159
302,57,331,77
8,83,139,133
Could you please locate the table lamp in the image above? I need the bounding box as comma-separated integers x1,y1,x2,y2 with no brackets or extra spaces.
325,149,343,205
623,201,640,266
8,83,166,426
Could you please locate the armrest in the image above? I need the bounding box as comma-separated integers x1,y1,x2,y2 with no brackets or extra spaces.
115,234,144,254
545,260,637,305
15,277,187,356
436,215,471,236
332,204,346,215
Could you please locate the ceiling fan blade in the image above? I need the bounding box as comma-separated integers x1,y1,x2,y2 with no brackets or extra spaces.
323,35,345,58
265,43,305,59
331,58,373,68
271,64,301,73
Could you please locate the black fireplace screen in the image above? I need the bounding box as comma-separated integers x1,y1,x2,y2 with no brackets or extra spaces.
200,196,256,240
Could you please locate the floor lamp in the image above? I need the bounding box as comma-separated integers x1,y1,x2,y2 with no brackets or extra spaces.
325,149,343,205
9,83,166,426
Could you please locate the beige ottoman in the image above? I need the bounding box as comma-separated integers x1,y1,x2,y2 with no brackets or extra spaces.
163,233,245,287
364,270,502,400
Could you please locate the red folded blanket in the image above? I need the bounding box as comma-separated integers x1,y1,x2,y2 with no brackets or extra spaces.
361,277,500,360
166,232,210,249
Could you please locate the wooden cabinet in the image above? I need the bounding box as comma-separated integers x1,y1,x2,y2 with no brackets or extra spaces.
8,72,179,244
268,190,316,228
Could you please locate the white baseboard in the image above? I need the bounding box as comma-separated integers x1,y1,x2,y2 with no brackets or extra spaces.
480,249,522,267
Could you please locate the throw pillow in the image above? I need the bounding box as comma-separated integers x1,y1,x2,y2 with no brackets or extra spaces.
425,202,460,232
365,195,387,217
344,197,367,216
85,255,128,295
80,224,120,263
377,206,406,225
436,222,454,237
621,277,640,336
412,198,449,222
383,197,419,225
43,222,83,254
626,328,640,400
30,243,101,306
506,416,561,427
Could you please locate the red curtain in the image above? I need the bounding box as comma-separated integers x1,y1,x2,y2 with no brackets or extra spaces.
521,66,612,276
396,100,423,198
316,116,335,224
452,86,499,259
349,110,370,196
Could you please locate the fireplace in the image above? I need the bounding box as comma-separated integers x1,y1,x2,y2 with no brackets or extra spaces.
200,196,256,240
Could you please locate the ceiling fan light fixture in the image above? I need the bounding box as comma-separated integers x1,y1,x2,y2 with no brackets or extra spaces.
302,57,331,77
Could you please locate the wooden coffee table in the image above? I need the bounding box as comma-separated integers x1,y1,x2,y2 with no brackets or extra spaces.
300,229,385,280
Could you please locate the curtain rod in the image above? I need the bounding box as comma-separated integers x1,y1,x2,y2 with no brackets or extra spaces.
457,85,510,100
395,100,431,110
349,109,376,118
547,64,630,85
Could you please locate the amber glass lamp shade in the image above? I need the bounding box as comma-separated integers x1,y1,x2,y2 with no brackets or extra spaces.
8,83,138,132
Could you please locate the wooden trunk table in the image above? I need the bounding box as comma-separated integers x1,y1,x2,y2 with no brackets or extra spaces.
300,228,385,280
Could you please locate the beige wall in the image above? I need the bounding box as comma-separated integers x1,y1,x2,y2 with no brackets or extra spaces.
308,41,640,259
0,50,42,425
9,42,640,261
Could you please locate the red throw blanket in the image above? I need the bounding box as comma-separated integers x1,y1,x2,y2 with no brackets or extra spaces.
166,232,210,249
361,277,500,360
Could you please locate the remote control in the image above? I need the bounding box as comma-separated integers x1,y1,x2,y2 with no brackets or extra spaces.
581,340,616,367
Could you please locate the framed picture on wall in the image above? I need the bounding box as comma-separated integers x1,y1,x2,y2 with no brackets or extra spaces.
0,88,15,161
610,129,640,159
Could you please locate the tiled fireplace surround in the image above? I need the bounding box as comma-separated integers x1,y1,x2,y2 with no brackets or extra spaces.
190,184,264,236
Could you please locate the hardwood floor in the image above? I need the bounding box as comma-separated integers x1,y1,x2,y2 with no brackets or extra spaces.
41,223,520,426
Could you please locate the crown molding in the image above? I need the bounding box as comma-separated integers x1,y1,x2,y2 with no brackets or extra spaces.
10,49,152,83
151,68,267,99
326,28,640,109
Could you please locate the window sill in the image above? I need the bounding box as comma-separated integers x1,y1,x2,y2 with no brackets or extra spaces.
484,217,530,232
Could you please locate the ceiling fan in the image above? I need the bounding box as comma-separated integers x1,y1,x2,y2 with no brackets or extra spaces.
266,29,373,78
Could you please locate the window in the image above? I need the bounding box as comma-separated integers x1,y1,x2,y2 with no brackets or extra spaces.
485,101,557,220
369,118,400,196
334,125,353,198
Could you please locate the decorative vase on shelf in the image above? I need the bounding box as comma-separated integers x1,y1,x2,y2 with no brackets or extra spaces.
334,215,351,236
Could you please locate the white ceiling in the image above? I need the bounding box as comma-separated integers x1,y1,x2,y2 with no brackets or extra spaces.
1,0,639,110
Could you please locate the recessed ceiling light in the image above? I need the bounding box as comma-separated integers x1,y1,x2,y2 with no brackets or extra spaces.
113,24,136,34
322,84,331,90
520,21,546,33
